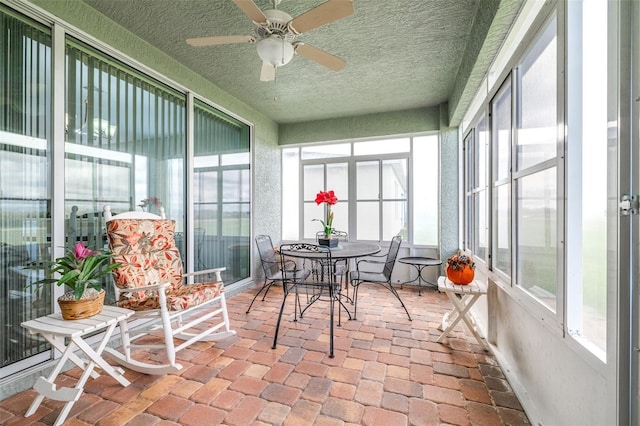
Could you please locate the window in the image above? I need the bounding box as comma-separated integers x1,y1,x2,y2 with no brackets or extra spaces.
282,148,299,241
283,135,438,245
566,0,609,358
193,100,251,282
303,162,349,239
464,114,488,261
413,135,439,245
491,78,512,277
464,14,559,309
514,14,558,311
355,158,408,241
463,3,615,362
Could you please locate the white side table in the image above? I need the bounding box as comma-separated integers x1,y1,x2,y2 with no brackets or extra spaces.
437,276,488,350
21,305,134,426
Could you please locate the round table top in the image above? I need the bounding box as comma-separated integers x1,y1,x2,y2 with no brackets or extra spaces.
280,242,381,259
398,257,443,266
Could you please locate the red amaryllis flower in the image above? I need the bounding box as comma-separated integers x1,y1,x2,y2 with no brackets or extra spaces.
313,190,338,235
315,190,338,206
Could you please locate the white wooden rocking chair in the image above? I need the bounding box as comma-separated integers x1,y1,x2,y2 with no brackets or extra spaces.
102,206,235,374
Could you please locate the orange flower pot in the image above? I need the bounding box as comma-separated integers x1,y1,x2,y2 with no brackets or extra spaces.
446,265,475,285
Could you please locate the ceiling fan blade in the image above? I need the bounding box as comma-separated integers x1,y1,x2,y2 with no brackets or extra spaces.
186,35,254,47
294,43,346,72
232,0,268,24
260,62,276,81
288,0,354,35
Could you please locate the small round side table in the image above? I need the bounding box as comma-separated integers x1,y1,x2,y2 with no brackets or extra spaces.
398,257,443,296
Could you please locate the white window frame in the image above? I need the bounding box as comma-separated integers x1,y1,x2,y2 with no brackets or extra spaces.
462,6,566,336
282,134,439,247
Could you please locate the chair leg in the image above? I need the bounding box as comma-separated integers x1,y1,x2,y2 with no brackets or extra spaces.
382,282,412,321
329,284,335,358
118,318,132,362
272,289,290,350
220,294,232,333
158,293,179,366
246,280,275,313
352,280,360,320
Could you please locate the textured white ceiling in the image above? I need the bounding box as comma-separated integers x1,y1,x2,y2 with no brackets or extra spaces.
81,0,491,124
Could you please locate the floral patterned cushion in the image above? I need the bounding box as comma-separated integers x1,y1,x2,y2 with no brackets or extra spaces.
118,281,224,311
106,218,225,312
107,219,183,292
107,219,177,256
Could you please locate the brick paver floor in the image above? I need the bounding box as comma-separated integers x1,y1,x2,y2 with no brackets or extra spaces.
0,282,531,425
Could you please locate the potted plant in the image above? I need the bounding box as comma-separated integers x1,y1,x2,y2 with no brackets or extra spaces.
446,251,476,285
312,190,338,247
28,242,121,319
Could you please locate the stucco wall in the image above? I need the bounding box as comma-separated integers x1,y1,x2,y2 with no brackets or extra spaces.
438,104,459,271
278,107,440,145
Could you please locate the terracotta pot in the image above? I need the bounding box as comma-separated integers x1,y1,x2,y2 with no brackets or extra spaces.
446,265,475,285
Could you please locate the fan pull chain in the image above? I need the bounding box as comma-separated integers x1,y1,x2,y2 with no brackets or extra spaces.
273,36,286,102
273,68,278,102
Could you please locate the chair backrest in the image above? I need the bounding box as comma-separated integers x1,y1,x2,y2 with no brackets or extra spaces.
278,243,334,284
255,235,280,279
382,235,402,280
315,230,348,243
103,206,183,292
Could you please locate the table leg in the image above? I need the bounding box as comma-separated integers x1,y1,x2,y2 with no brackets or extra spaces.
41,335,101,380
57,323,130,425
25,322,130,426
400,264,438,295
71,322,130,387
437,293,487,349
25,336,81,420
400,264,421,291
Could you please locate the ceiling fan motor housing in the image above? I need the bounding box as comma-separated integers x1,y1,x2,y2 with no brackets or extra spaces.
255,9,296,42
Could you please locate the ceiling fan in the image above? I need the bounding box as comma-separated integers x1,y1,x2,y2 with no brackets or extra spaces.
186,0,354,81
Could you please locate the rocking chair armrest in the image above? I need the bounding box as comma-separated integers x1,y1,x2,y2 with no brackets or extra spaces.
184,266,226,282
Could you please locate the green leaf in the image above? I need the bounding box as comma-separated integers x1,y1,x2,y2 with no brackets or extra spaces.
73,283,88,300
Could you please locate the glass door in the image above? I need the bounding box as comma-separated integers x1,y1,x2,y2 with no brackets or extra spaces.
0,9,53,377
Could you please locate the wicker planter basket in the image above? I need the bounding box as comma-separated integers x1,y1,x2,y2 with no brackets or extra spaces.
58,290,105,320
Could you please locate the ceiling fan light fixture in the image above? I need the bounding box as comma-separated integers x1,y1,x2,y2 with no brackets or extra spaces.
256,36,294,66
